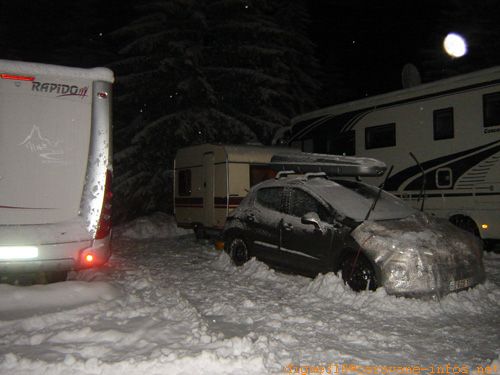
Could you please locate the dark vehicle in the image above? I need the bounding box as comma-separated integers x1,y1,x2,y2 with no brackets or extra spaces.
223,172,485,298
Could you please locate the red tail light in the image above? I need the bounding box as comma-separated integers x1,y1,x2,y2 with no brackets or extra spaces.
1,73,35,81
95,169,112,240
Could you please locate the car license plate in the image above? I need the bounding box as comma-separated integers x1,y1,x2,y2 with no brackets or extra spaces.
449,277,472,291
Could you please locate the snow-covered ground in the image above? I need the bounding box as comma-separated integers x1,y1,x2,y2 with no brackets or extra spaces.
1,213,499,375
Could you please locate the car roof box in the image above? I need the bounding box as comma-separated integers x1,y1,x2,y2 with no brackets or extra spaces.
269,153,387,177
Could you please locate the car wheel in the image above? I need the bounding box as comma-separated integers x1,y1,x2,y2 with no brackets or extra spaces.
227,237,249,266
341,252,378,292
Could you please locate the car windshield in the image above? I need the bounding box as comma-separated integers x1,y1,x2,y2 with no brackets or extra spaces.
312,179,416,221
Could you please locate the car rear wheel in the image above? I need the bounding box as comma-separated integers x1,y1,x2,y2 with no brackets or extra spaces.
341,252,378,292
227,237,249,266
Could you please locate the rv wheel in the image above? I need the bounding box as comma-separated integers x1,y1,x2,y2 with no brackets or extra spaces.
228,237,249,266
450,216,480,237
341,252,378,292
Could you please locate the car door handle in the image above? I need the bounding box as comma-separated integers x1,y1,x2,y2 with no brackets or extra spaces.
246,214,256,222
282,222,293,231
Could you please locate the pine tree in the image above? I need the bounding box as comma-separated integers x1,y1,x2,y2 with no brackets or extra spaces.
111,0,320,221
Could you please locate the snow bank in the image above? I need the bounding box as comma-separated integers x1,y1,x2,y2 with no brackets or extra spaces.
0,281,120,320
0,213,498,374
114,212,191,239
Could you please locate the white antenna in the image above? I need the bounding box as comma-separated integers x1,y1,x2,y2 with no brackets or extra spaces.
401,63,421,88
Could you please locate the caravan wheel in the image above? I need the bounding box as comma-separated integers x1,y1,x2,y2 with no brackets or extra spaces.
194,225,206,240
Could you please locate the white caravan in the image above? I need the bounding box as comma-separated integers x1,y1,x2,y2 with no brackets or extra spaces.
174,143,385,237
280,66,500,249
0,60,114,281
175,144,289,238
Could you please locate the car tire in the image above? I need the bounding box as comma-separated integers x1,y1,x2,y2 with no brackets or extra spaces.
227,237,250,266
341,252,378,292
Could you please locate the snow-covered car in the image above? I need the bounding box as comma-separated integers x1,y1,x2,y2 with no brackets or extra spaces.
223,172,486,298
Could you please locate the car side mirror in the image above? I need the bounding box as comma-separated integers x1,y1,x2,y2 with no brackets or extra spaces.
301,212,323,232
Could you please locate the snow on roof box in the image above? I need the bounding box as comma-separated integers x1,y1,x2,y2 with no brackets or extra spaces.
269,152,387,177
0,59,114,83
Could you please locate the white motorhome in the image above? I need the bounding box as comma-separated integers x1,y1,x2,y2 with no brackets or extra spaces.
174,143,386,237
280,66,500,248
0,60,114,281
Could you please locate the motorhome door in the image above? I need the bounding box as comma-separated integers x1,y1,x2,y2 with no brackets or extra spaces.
203,152,215,226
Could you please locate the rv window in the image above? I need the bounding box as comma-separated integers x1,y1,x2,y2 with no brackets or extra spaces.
365,123,396,149
436,168,453,189
256,187,283,212
329,130,355,156
178,169,191,196
483,92,500,127
433,108,454,140
250,165,277,186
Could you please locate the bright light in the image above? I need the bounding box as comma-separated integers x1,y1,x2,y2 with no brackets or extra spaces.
444,33,467,58
1,73,35,81
0,246,38,260
481,224,489,230
85,254,94,263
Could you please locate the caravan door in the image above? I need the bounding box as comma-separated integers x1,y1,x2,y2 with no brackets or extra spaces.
203,152,215,227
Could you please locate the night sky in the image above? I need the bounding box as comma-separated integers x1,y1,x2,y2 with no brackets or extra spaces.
2,0,499,106
308,0,500,104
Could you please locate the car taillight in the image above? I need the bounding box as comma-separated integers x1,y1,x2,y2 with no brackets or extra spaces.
95,169,112,240
1,73,35,81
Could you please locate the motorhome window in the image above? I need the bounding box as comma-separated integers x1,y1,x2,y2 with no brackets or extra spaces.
436,168,453,189
178,169,191,196
433,107,454,140
303,138,314,152
256,187,283,212
483,92,500,127
250,165,277,186
329,130,355,155
365,123,396,149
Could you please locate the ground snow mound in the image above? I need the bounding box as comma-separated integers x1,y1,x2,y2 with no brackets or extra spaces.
115,212,191,239
0,281,120,320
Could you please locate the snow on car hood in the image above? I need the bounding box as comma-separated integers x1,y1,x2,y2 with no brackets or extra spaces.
351,213,485,297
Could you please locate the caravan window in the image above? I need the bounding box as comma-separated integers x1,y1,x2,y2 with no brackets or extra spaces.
483,92,500,127
365,123,396,149
250,165,277,186
178,169,191,196
433,107,454,140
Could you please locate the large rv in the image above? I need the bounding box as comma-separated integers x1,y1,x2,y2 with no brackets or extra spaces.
174,143,386,237
0,60,114,282
280,66,500,248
